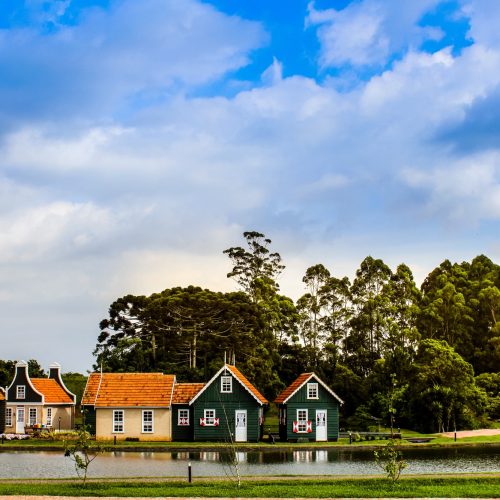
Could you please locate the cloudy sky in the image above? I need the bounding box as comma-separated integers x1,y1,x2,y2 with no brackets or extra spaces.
1,0,499,374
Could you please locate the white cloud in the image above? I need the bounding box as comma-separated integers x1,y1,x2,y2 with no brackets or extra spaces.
307,0,442,69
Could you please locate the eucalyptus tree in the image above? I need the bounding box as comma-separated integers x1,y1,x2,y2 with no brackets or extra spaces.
346,257,392,376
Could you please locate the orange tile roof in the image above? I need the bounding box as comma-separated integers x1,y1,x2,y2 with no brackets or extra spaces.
226,365,268,405
81,372,101,405
173,383,205,404
31,378,74,404
274,373,313,404
82,373,175,407
0,389,5,401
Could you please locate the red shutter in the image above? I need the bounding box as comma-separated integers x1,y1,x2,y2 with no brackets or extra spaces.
293,421,298,433
200,417,205,426
306,420,312,433
214,417,220,426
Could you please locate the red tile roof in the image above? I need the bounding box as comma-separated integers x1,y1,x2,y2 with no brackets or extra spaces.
274,373,313,404
31,379,74,404
226,365,268,405
82,373,175,407
173,383,205,404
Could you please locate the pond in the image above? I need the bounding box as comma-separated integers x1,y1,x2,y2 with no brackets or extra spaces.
0,446,499,479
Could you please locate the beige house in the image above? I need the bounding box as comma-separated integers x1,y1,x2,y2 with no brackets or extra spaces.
82,372,175,441
5,361,76,433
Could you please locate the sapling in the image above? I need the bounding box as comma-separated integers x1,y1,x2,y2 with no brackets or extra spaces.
64,425,102,485
373,439,408,484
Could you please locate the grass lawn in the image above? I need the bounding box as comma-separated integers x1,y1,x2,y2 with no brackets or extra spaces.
0,476,498,497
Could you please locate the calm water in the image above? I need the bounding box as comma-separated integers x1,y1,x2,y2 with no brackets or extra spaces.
0,447,499,478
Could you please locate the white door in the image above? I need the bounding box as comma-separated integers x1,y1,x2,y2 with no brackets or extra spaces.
16,407,25,434
235,410,247,442
316,410,327,441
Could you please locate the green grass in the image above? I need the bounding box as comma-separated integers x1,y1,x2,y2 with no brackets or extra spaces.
0,476,498,497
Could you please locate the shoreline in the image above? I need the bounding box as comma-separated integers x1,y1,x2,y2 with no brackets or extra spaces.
1,440,500,453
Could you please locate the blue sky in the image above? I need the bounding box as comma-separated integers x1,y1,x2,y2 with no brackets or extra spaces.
0,0,499,373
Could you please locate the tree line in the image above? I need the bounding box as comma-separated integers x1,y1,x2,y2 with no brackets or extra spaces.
92,231,498,432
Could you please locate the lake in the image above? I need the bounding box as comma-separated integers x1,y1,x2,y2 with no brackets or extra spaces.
0,446,499,478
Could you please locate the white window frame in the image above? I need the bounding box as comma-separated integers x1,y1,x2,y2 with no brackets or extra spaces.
142,410,154,433
204,409,216,426
46,408,53,427
5,407,12,427
29,407,37,426
221,376,232,393
297,409,308,433
17,385,25,399
307,382,319,399
113,410,124,433
178,409,190,425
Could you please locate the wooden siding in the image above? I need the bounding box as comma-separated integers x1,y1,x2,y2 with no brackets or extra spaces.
280,376,340,442
172,404,194,441
82,406,97,435
192,371,262,442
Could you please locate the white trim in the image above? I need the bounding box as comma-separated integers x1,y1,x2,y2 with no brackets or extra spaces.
112,409,124,433
204,409,216,426
307,382,319,399
28,407,38,425
189,364,265,405
296,409,308,433
281,374,344,404
142,409,154,433
49,363,77,403
168,375,176,406
5,407,12,427
16,385,26,400
221,376,232,393
6,361,45,404
178,408,190,426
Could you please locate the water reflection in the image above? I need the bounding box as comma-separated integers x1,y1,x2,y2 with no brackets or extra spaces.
0,446,499,479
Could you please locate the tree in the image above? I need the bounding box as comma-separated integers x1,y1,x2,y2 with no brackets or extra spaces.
346,257,392,376
64,426,103,485
223,231,285,303
409,339,486,432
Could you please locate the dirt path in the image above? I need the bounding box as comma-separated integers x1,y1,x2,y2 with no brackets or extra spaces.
439,428,500,438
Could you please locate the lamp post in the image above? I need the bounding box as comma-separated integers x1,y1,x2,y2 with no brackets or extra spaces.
58,416,61,432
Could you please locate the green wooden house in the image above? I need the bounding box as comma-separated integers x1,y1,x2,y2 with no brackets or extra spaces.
189,364,268,442
275,373,343,442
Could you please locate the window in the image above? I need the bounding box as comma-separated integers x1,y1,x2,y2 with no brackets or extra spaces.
178,409,190,426
297,409,308,433
221,376,232,393
142,410,154,433
17,385,25,399
307,383,318,399
113,410,124,433
204,409,216,426
46,408,52,427
5,408,12,427
29,408,37,425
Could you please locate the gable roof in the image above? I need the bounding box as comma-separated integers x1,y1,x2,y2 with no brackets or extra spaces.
173,383,205,404
274,372,344,404
189,364,268,406
82,373,175,407
31,379,74,404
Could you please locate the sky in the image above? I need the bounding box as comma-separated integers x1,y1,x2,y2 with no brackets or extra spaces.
0,0,499,374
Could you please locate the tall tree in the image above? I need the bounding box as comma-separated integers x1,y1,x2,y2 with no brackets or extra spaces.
223,231,285,303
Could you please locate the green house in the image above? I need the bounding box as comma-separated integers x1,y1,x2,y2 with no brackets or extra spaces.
189,364,268,442
275,373,343,442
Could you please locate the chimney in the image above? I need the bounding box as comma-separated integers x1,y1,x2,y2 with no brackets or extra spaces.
15,360,29,378
48,362,61,380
